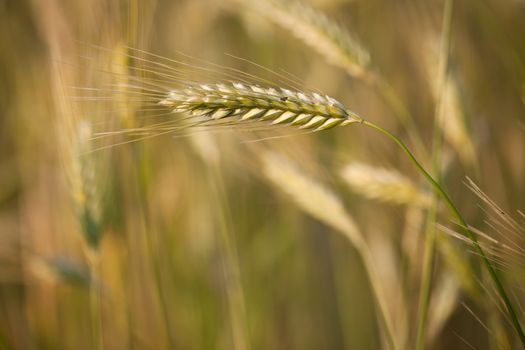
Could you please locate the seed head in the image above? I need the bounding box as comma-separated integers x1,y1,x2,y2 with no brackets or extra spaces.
159,82,363,131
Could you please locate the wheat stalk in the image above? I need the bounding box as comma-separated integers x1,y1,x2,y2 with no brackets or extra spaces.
159,82,363,131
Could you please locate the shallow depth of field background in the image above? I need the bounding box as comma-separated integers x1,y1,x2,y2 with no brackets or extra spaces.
1,0,525,349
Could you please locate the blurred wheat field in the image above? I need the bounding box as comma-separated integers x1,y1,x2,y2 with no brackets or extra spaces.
1,0,525,349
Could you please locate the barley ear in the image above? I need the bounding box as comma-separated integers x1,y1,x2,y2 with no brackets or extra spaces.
160,82,363,131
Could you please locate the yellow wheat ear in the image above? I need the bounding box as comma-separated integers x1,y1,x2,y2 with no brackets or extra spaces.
341,162,431,207
159,82,363,131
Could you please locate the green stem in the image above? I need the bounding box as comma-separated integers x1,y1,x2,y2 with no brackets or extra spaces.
415,205,438,350
362,120,525,346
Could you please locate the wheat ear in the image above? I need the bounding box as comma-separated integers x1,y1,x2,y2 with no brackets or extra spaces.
341,162,432,207
159,82,363,130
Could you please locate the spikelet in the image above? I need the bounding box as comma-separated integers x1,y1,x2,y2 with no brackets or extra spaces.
159,82,363,131
340,162,431,207
246,0,373,81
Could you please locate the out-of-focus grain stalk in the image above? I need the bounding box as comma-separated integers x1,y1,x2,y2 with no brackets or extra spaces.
426,274,459,343
415,0,454,348
192,135,251,350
